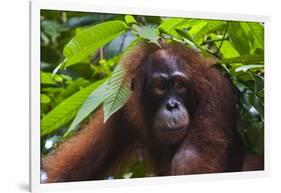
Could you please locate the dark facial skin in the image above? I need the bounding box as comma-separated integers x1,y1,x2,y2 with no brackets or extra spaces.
142,49,192,145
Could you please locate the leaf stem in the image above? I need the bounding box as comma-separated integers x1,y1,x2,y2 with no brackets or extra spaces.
99,48,104,60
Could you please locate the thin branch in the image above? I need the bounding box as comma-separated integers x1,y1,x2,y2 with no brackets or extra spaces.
216,21,229,55
118,33,127,53
201,38,227,46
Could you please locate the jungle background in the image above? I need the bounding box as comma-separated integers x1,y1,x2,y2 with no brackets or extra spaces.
40,10,264,179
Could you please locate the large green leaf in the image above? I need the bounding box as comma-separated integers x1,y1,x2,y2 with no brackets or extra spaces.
241,22,264,49
158,18,194,39
193,21,225,43
228,21,251,55
223,54,264,64
188,21,207,37
159,18,187,32
214,39,240,59
103,64,132,122
41,80,105,136
247,22,264,48
66,81,108,135
63,21,128,67
66,38,142,130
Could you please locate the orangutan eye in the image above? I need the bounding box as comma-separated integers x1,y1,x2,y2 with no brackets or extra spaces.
175,79,184,89
174,76,187,94
152,76,168,95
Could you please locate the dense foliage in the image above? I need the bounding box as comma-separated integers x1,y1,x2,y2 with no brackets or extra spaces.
40,10,264,177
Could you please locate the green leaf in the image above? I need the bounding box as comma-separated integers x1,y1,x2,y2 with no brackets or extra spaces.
66,38,142,133
175,29,208,56
242,90,264,121
63,21,128,67
158,18,202,41
41,32,49,46
41,80,105,136
56,78,90,103
42,87,63,94
241,22,264,49
193,21,225,43
125,15,137,25
223,54,264,64
41,72,56,85
41,94,51,104
159,18,187,33
103,64,132,122
236,72,255,82
235,64,264,72
66,80,108,135
252,74,264,93
41,20,68,43
228,21,251,55
233,80,248,93
247,22,264,48
218,41,240,58
188,21,207,37
135,25,160,45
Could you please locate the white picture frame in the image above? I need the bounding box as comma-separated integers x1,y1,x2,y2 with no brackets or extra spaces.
30,0,270,192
